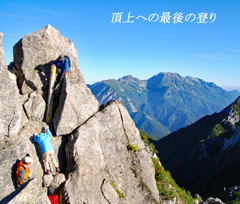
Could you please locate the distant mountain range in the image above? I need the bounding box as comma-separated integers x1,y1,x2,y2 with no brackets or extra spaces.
154,96,240,201
88,72,240,139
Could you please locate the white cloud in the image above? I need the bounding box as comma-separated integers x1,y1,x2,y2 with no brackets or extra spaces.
0,13,45,20
11,5,69,17
193,53,219,59
227,49,240,53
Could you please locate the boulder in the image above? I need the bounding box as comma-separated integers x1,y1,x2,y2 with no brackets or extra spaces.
51,173,66,189
64,100,159,204
0,178,51,204
0,33,22,141
13,25,99,135
53,75,99,136
24,91,46,121
43,174,54,187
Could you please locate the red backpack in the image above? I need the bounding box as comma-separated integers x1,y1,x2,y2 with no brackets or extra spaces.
48,195,59,204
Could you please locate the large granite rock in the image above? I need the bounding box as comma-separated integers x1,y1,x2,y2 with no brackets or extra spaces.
0,33,22,141
51,173,66,189
24,91,46,121
0,178,51,204
13,25,99,135
53,74,99,135
64,100,159,204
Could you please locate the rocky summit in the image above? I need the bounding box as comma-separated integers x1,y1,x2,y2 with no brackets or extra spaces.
0,25,192,203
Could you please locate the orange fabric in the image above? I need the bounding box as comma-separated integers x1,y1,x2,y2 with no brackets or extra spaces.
16,160,30,185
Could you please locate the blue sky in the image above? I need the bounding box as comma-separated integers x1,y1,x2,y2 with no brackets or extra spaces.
0,0,240,90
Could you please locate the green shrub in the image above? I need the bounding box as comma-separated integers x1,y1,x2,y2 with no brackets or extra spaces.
139,130,158,153
110,181,115,188
116,190,125,198
126,144,138,152
149,143,158,153
141,135,149,144
233,101,240,117
211,123,228,137
151,157,195,203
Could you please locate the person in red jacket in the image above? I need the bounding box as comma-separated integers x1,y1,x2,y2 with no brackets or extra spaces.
48,185,59,204
16,154,33,187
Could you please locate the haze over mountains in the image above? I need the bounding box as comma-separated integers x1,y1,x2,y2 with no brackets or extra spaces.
88,72,240,139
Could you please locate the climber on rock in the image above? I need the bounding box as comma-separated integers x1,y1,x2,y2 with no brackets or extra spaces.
16,153,33,187
52,54,70,85
33,125,60,174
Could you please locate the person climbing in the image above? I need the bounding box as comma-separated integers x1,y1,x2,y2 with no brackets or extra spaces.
16,153,33,187
48,185,59,204
33,125,60,174
52,54,70,85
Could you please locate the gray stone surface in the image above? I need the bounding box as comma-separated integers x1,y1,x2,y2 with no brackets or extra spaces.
1,178,51,204
0,25,186,203
53,74,99,136
221,100,240,132
64,100,159,204
43,174,54,187
13,24,99,136
101,179,120,204
0,120,66,201
162,197,177,204
24,91,46,121
0,33,22,141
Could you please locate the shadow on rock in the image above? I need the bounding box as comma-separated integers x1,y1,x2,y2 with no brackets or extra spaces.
35,61,53,122
35,61,53,101
35,61,65,125
11,159,20,190
57,135,68,174
0,179,33,204
52,75,67,133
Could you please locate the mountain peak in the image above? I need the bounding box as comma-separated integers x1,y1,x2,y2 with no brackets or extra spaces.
154,72,181,78
120,75,139,81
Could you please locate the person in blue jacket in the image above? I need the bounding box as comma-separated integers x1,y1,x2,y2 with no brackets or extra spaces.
33,125,60,174
52,54,69,85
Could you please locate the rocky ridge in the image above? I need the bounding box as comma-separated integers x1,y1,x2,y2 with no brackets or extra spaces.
155,96,240,201
0,25,188,203
88,73,240,139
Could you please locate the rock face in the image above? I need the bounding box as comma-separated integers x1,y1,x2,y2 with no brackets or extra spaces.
0,25,166,204
24,91,46,121
0,33,22,141
0,120,65,200
1,179,51,204
64,100,159,204
13,24,99,136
